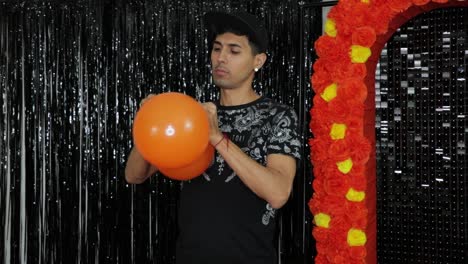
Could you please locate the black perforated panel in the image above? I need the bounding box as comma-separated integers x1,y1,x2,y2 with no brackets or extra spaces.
376,7,468,264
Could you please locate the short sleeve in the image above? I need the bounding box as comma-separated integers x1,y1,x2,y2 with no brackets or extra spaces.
267,106,301,160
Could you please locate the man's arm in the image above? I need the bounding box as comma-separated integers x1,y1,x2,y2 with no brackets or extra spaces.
125,147,158,184
203,102,298,209
215,137,296,209
125,93,158,184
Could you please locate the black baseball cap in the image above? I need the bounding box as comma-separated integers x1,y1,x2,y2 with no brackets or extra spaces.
203,11,268,53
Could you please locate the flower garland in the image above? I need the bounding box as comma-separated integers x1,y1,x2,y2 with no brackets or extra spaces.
308,0,467,263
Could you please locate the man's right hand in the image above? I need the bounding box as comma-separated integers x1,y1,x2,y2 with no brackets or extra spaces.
125,94,159,184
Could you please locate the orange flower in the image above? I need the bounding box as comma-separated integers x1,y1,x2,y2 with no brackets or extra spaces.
352,27,377,47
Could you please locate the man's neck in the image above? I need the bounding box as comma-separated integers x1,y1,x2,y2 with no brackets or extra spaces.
219,88,260,106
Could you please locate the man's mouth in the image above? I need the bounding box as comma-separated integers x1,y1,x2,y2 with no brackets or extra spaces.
214,67,228,76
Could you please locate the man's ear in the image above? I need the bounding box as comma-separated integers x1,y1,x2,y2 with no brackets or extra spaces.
254,53,267,70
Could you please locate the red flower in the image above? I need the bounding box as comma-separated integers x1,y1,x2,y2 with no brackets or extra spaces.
349,259,366,264
367,5,393,34
329,2,373,37
312,94,329,112
346,203,368,228
311,71,332,93
327,98,364,122
352,27,377,47
327,98,360,121
323,195,347,216
348,246,367,259
308,195,322,214
328,139,351,161
338,78,368,104
310,116,330,138
313,178,325,195
311,104,329,123
348,173,367,191
386,0,412,13
329,58,353,82
315,36,345,59
330,215,353,232
346,63,368,80
324,173,350,197
316,242,329,255
313,58,332,74
346,117,364,136
328,253,349,264
310,138,331,163
313,226,330,241
348,135,372,165
348,164,365,176
412,0,430,5
314,253,328,264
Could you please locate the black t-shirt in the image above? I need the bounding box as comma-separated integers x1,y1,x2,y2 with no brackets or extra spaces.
176,97,301,264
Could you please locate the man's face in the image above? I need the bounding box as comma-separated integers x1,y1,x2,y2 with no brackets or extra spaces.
210,32,257,90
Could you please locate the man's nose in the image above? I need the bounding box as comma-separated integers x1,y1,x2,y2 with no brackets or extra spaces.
217,49,228,63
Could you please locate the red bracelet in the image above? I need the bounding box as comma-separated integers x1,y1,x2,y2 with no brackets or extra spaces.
214,133,229,148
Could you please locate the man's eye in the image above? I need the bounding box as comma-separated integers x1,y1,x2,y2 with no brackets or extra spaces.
232,50,240,54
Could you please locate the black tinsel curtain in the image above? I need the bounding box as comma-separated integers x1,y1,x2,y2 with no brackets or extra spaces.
0,0,322,263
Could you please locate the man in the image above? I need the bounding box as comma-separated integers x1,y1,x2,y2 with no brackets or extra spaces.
125,11,301,264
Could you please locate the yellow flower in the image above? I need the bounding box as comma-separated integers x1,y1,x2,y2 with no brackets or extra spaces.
337,158,353,174
347,229,367,246
350,45,372,63
314,213,331,228
346,188,366,202
330,123,347,140
321,83,337,102
325,19,337,37
361,0,370,4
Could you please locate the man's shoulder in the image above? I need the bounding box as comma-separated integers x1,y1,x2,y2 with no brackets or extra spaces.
258,97,297,116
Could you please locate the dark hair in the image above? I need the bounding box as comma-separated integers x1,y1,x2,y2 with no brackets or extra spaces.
209,27,261,55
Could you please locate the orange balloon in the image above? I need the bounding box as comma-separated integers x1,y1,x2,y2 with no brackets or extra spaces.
158,144,215,181
132,92,209,168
